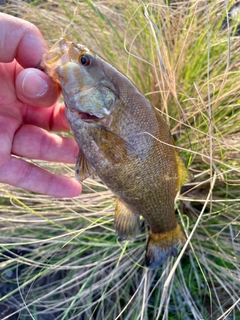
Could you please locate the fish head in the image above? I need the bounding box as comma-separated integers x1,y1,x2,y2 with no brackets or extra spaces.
40,38,117,126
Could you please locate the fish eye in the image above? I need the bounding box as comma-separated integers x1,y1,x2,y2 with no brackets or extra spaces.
79,54,92,66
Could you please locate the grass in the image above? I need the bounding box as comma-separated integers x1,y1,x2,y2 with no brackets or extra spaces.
0,0,240,319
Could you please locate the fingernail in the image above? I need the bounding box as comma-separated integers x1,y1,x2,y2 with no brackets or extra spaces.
22,71,48,97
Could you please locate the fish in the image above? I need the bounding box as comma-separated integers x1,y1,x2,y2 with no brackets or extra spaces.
40,38,188,269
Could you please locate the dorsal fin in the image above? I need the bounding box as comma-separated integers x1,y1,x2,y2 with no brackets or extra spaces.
174,150,189,189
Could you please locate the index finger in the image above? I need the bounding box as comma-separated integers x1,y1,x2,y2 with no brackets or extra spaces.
22,102,70,132
0,13,47,67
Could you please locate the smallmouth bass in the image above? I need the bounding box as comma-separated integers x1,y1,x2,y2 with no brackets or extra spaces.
40,39,188,269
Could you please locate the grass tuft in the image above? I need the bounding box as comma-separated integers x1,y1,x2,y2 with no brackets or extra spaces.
0,1,239,319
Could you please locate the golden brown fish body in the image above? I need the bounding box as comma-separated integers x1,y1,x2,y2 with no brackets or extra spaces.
40,39,187,268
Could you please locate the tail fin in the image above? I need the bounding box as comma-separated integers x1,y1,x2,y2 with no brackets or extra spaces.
145,224,186,269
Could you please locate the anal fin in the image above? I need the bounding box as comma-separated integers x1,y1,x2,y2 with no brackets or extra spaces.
75,151,94,182
114,198,140,240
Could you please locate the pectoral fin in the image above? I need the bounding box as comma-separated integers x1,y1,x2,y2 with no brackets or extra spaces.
75,151,94,181
115,198,140,239
99,129,129,164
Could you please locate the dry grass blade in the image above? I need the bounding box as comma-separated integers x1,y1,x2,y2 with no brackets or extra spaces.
0,0,239,319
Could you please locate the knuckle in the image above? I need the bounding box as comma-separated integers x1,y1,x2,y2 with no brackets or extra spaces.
15,161,33,187
39,130,64,162
39,132,53,159
0,129,12,168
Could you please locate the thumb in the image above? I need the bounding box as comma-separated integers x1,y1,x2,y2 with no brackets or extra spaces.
16,68,61,107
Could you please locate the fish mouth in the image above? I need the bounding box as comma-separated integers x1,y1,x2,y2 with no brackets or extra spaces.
77,111,104,123
67,108,112,126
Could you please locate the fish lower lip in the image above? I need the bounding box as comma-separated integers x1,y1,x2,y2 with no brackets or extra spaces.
77,111,104,123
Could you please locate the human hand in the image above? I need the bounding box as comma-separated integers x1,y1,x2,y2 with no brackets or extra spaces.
0,13,82,197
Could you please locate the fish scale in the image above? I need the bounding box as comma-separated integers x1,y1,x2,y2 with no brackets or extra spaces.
40,38,188,269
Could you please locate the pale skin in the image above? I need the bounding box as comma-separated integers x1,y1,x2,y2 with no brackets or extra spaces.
0,13,82,197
